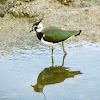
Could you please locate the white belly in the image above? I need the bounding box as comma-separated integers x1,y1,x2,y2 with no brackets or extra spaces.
41,38,55,47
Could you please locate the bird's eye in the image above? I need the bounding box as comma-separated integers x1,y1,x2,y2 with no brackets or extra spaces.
34,26,37,31
33,25,37,28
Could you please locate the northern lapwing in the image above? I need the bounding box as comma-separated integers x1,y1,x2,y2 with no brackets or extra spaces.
30,18,81,55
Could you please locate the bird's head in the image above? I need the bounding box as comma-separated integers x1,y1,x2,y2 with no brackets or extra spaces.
30,17,43,33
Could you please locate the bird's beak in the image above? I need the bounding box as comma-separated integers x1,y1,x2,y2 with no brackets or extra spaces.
30,25,34,32
30,29,33,32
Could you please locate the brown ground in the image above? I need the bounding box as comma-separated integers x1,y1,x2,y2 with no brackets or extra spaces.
0,0,100,53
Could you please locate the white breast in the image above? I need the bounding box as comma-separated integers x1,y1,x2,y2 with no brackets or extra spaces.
41,38,54,47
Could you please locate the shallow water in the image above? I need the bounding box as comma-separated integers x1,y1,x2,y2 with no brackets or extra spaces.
0,43,100,100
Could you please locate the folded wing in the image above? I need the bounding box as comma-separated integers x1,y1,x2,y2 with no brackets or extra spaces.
42,27,81,43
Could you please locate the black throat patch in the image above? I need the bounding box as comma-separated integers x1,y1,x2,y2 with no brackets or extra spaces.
36,32,43,40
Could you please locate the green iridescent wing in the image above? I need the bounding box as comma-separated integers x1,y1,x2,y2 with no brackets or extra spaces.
42,27,81,43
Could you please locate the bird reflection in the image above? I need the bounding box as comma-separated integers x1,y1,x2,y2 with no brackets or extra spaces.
31,54,82,95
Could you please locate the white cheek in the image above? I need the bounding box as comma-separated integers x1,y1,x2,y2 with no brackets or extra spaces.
36,23,43,32
36,28,42,32
37,25,41,29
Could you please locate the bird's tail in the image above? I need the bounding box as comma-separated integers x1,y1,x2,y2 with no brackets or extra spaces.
75,30,82,36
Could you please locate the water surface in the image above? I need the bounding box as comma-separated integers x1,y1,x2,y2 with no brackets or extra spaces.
0,43,100,100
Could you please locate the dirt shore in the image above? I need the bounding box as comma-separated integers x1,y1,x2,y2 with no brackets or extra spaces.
0,0,100,53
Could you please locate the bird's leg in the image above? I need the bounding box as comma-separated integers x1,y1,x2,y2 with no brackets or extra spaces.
51,46,54,56
62,54,67,66
62,42,67,55
51,54,54,66
51,46,54,66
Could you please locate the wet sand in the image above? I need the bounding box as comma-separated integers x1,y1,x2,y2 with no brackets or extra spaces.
0,0,100,54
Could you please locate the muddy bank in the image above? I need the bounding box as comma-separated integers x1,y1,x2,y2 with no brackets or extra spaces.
1,0,100,17
0,0,100,54
58,0,100,7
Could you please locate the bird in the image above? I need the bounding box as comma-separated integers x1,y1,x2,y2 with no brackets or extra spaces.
30,17,81,55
